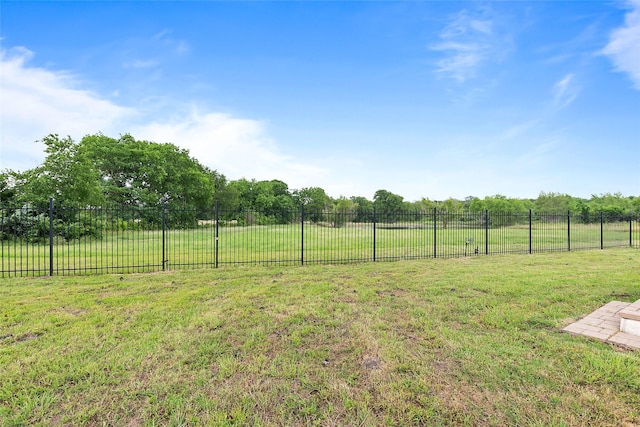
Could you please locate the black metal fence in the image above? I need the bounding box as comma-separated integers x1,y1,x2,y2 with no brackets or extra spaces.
1,200,639,277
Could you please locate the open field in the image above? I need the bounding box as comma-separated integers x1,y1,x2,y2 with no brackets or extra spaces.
2,220,638,276
1,249,639,426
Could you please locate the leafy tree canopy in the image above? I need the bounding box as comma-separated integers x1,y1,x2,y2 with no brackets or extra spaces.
2,133,225,211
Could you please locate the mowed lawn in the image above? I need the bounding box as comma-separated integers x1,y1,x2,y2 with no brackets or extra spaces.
1,250,639,426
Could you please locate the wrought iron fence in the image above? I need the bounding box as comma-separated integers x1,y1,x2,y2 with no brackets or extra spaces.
1,200,638,277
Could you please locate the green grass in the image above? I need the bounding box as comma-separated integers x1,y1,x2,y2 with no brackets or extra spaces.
2,221,638,276
1,249,639,426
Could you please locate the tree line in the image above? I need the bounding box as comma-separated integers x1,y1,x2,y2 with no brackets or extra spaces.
1,133,639,230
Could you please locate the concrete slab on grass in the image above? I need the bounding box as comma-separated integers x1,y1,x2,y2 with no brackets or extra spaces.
562,300,640,350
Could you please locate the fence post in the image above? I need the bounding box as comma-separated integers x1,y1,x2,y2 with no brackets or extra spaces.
373,207,377,262
600,211,604,250
528,209,532,254
301,204,304,266
485,210,489,255
162,201,166,271
49,198,54,276
433,207,437,258
630,212,633,248
215,199,219,268
567,210,571,252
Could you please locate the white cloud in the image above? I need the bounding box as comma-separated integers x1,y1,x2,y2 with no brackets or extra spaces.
0,47,133,171
602,0,640,89
430,9,504,83
552,73,580,109
131,109,329,189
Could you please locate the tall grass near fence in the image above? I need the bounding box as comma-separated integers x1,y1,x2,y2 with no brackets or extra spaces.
1,202,638,277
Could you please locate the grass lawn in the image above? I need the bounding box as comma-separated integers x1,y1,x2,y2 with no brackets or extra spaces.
1,249,639,426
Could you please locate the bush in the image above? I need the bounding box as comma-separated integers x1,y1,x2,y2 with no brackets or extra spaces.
0,204,101,242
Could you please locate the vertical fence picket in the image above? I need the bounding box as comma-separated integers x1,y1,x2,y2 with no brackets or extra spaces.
529,209,532,255
301,205,305,266
433,207,437,258
162,201,166,271
215,200,219,269
49,198,54,276
485,210,489,256
373,207,377,262
567,210,571,252
600,211,604,250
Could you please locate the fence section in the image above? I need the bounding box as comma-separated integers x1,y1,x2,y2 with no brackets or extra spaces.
1,201,639,277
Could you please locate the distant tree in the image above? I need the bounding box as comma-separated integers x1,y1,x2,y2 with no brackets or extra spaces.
573,199,592,224
373,189,404,223
202,166,235,213
350,196,373,222
462,196,478,211
588,193,632,222
254,180,295,224
411,198,435,211
479,195,529,227
401,198,432,221
438,198,461,229
294,187,330,223
227,179,254,211
468,197,485,213
226,179,295,224
331,196,357,227
631,197,640,214
534,192,573,213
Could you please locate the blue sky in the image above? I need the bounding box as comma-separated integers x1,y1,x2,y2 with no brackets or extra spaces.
1,1,639,202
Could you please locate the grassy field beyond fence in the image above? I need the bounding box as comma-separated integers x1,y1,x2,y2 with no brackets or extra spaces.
1,249,639,426
2,213,638,276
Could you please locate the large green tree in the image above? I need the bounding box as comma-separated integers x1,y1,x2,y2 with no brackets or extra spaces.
79,133,219,210
373,189,404,223
294,187,331,223
8,134,104,206
227,178,295,224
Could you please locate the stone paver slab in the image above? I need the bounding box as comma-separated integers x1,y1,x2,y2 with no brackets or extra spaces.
619,299,640,321
608,331,640,349
562,300,640,350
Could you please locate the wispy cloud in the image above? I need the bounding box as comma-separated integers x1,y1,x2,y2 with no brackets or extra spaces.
123,59,160,69
602,0,640,89
552,73,580,109
499,119,541,141
430,8,509,83
153,29,191,55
